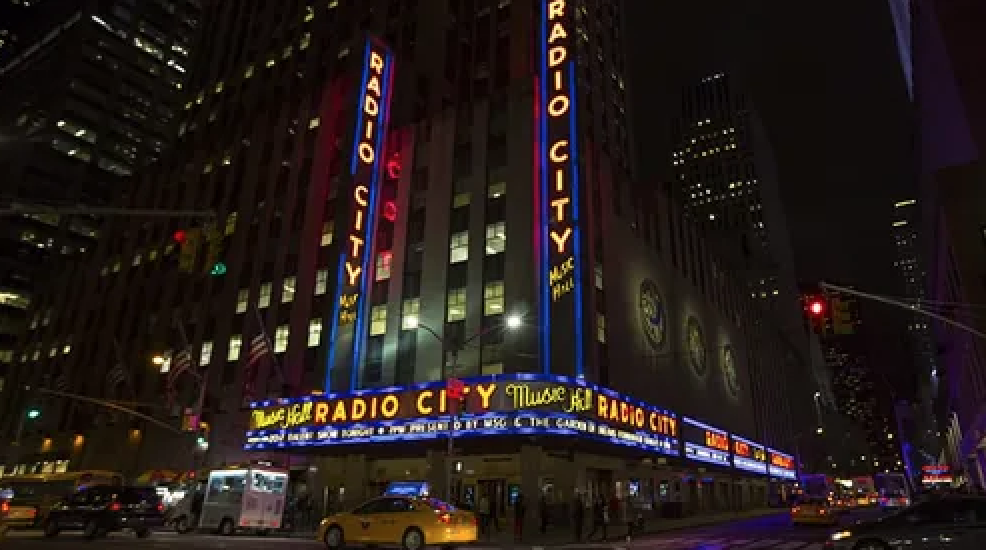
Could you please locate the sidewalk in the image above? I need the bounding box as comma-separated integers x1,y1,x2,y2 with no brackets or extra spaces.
475,508,781,549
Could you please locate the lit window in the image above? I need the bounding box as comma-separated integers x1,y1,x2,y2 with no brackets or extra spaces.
308,318,322,347
482,362,504,375
484,281,504,316
452,192,471,208
595,263,603,289
274,325,289,353
449,231,469,263
258,282,272,309
244,64,254,78
0,292,30,309
225,212,237,235
370,305,387,336
214,81,224,94
62,344,71,355
321,222,334,246
236,288,249,313
315,269,328,295
375,251,392,281
308,116,320,129
488,180,506,198
49,347,57,358
228,335,242,361
402,298,421,330
304,6,314,22
447,288,467,321
597,313,606,343
282,276,296,303
200,341,213,366
300,32,311,50
485,222,505,255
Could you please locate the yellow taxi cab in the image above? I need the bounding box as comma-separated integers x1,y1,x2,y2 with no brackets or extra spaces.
317,495,477,550
791,498,839,526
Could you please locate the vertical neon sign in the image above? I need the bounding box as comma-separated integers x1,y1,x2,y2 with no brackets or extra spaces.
540,0,584,378
326,36,395,392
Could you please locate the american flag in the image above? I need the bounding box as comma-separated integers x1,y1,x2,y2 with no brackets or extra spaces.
246,333,271,370
167,348,193,389
105,362,128,391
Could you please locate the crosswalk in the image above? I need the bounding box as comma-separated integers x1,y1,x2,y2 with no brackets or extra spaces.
619,537,827,549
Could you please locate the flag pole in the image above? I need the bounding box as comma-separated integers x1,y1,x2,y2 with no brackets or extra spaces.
252,305,289,396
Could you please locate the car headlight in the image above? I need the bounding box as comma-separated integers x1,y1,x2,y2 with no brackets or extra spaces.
830,530,852,541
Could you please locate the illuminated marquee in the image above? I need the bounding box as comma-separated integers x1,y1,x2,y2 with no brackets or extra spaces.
245,374,678,455
540,0,584,378
731,435,768,475
681,417,731,467
326,36,395,392
768,449,797,480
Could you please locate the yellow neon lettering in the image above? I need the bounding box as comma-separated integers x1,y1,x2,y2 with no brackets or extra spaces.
355,185,369,206
351,398,366,421
345,261,362,285
555,168,565,191
364,119,374,140
348,234,364,257
548,46,566,67
369,51,384,73
551,196,570,221
416,391,434,415
353,209,364,231
381,395,399,418
364,94,378,116
554,70,563,91
548,95,570,117
550,227,572,253
366,74,381,96
475,383,496,410
548,0,565,20
358,142,375,164
549,140,569,162
548,22,567,43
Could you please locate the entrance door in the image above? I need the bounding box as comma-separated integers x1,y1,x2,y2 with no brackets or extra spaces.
477,479,506,519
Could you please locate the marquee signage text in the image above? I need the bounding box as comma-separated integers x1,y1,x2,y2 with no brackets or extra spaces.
246,374,788,475
768,450,797,480
540,0,584,378
325,35,395,393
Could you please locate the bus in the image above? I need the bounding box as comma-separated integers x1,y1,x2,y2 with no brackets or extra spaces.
874,472,910,509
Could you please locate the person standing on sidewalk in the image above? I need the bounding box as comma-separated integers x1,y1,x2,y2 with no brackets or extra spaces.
538,493,549,534
513,493,526,542
572,493,585,542
587,495,608,541
477,493,491,538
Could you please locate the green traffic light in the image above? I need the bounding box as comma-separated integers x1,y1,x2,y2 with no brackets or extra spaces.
26,409,40,419
210,262,227,276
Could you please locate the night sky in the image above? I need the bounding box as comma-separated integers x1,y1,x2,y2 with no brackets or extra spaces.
626,0,917,394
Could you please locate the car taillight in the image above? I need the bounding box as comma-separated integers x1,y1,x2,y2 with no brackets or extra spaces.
1,501,8,514
157,503,164,513
439,513,452,524
472,515,478,526
108,501,122,512
791,507,799,514
819,508,826,515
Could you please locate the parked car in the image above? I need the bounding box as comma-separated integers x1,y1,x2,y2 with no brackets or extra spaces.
42,485,165,539
827,495,986,550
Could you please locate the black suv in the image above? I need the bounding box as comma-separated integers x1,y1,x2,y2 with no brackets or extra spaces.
42,485,164,539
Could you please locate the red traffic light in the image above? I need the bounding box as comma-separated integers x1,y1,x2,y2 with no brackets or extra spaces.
173,230,187,244
808,300,825,316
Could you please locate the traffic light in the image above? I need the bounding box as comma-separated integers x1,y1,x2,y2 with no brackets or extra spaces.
26,408,40,420
176,228,202,272
196,422,210,450
807,298,826,316
202,225,225,276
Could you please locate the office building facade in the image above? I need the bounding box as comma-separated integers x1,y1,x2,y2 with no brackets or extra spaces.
0,0,200,392
3,0,807,514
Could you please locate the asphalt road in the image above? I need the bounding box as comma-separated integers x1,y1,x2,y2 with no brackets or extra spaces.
0,509,891,549
0,530,320,549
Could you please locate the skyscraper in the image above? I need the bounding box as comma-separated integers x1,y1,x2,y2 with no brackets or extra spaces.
0,0,201,389
2,1,809,510
670,72,800,329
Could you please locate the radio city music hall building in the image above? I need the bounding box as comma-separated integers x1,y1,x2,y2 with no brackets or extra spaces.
3,0,812,515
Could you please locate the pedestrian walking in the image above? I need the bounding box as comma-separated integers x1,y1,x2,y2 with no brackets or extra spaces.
478,493,491,537
513,493,526,542
587,495,608,541
572,493,585,542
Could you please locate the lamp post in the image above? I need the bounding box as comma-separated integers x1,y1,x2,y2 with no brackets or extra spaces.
413,313,525,502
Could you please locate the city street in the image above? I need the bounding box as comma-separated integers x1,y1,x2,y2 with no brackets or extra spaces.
0,510,888,549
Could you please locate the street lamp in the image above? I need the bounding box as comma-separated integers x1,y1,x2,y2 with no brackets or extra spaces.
151,355,166,366
415,314,526,501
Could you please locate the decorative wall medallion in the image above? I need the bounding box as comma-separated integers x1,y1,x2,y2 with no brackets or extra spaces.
722,345,740,398
685,316,707,378
638,279,667,352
